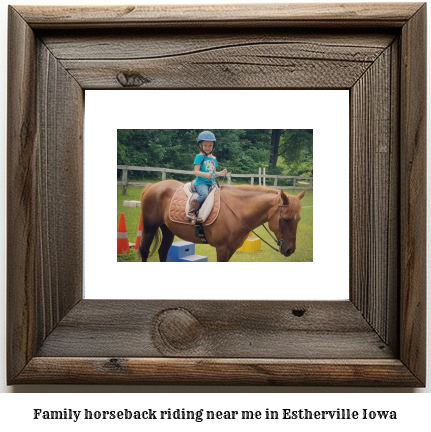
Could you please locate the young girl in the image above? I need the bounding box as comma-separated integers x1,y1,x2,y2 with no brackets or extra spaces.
186,131,227,222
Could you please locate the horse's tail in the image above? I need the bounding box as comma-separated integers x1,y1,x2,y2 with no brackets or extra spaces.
148,230,161,258
140,183,161,258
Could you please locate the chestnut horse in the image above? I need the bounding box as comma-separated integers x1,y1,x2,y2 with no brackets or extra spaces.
139,180,305,262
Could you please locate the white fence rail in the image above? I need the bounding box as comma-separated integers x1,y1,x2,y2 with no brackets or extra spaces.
117,165,313,195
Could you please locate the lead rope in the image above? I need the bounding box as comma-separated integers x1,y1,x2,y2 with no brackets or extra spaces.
219,192,281,253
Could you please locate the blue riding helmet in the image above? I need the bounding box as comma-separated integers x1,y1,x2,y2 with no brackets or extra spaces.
197,131,216,143
197,131,216,155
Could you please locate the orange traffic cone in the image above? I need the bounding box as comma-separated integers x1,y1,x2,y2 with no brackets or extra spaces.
117,213,130,255
134,212,143,250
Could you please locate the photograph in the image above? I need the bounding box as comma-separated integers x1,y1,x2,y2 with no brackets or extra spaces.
116,129,313,263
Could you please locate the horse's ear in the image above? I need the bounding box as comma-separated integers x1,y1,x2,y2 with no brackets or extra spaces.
279,190,289,205
297,190,306,200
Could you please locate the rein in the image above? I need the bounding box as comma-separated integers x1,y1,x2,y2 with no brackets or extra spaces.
219,190,287,253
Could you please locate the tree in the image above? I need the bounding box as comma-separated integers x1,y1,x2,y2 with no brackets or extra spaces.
279,130,313,162
269,129,282,169
117,129,312,178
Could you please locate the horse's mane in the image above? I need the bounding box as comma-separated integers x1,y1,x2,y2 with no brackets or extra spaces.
221,184,303,216
283,193,303,217
222,184,278,195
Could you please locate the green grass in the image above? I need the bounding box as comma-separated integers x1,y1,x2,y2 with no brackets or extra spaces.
117,185,313,262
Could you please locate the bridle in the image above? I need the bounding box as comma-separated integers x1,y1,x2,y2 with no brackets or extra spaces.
220,191,289,253
264,204,290,251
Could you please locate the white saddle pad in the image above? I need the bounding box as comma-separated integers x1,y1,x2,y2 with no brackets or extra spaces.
184,182,217,223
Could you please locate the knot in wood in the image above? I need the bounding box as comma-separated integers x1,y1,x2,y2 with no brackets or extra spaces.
155,308,203,351
116,71,150,87
108,358,123,369
292,308,306,317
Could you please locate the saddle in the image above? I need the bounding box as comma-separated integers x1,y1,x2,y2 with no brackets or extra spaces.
169,182,221,226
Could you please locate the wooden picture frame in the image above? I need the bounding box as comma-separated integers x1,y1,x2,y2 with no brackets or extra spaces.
7,3,426,386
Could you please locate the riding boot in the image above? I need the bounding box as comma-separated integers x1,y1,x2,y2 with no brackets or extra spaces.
186,199,201,222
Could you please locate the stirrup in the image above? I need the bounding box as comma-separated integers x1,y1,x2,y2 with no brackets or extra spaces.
185,214,197,223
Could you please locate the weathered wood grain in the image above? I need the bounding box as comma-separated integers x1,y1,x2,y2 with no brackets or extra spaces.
35,40,84,334
16,3,423,29
41,31,394,89
399,3,427,385
36,300,394,359
16,358,423,387
7,6,83,382
41,31,395,60
350,45,398,347
7,3,426,386
60,58,371,89
7,6,38,382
